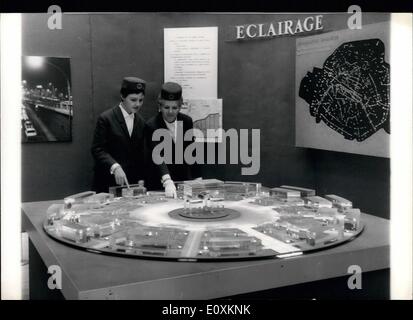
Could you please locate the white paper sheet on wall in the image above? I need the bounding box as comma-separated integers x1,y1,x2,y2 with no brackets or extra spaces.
164,27,218,99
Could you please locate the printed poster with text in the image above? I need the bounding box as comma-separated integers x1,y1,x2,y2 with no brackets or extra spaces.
164,27,222,142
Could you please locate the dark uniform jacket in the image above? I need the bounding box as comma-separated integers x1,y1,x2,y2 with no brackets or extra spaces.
146,112,201,190
91,105,147,193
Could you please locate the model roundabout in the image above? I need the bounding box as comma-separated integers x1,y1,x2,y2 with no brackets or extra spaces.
44,179,364,261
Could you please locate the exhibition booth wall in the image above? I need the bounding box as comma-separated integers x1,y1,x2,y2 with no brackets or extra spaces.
22,13,390,219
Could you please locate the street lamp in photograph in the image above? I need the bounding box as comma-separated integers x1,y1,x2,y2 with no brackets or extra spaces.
25,56,72,106
24,56,73,141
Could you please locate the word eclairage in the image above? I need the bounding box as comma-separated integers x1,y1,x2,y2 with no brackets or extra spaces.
235,15,323,40
44,179,363,261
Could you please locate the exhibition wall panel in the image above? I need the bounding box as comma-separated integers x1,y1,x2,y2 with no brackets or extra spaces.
22,14,94,201
21,13,390,219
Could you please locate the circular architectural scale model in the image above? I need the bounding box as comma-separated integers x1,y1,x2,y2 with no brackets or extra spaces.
44,179,364,261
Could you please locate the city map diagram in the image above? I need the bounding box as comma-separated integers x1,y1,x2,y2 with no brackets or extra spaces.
299,39,390,142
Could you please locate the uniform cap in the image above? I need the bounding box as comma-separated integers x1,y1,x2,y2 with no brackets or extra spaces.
160,82,182,101
120,77,146,96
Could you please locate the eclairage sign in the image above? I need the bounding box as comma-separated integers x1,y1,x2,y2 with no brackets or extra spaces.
235,15,324,40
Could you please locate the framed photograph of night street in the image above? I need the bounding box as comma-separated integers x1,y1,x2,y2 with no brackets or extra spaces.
21,56,73,142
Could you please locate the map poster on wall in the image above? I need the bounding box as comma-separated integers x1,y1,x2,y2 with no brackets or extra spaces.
181,99,223,142
164,27,218,99
295,22,390,157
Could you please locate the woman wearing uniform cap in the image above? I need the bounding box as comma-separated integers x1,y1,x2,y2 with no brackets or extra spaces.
91,77,148,192
146,82,201,198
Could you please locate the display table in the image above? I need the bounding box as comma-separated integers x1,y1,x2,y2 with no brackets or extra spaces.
22,200,389,300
